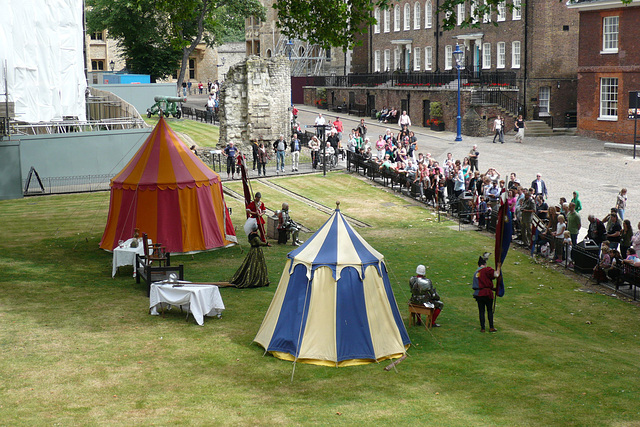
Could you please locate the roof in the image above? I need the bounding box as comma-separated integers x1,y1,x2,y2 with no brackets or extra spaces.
111,116,220,191
567,0,640,11
287,209,384,280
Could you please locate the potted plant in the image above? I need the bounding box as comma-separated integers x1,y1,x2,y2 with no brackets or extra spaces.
316,88,328,109
429,102,445,131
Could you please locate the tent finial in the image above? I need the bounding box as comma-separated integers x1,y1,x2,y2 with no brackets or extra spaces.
336,201,340,210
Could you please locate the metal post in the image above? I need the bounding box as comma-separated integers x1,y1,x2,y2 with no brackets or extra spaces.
453,44,463,142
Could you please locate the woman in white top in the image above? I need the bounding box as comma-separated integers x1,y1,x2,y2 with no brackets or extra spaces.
616,188,627,220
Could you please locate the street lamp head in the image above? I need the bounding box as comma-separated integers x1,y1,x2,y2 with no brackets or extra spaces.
453,44,464,68
109,60,115,72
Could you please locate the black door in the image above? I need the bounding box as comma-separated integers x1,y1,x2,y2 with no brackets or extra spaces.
423,100,431,127
367,94,375,116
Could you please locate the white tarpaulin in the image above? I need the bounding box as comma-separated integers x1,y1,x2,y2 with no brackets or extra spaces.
0,0,86,123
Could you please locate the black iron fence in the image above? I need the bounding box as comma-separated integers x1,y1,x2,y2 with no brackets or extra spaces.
310,69,517,89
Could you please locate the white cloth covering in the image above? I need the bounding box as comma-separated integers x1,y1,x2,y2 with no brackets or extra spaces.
111,238,145,277
149,282,225,326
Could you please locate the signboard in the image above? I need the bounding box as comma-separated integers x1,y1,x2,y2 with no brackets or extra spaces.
628,91,640,119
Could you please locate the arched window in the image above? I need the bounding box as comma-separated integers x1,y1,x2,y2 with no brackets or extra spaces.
394,5,401,31
404,3,411,30
425,0,432,28
266,49,272,58
414,3,421,29
374,8,381,33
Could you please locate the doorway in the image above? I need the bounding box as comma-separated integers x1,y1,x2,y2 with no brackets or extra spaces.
423,100,431,127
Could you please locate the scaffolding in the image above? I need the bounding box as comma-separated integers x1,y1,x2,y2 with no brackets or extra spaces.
275,36,328,76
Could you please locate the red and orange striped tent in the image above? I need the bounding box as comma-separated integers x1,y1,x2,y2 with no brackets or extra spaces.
100,116,237,253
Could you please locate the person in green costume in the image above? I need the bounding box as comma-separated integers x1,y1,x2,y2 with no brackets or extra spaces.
230,223,271,288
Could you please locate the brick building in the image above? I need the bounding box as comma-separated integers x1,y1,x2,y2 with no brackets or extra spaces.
343,0,580,129
245,0,349,76
568,0,640,144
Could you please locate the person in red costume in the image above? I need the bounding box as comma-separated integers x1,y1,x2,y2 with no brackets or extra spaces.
246,192,266,242
472,253,501,333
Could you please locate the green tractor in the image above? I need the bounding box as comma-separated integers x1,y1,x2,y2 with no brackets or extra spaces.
147,96,186,119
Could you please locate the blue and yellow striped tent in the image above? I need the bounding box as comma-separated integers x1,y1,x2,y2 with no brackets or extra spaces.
254,208,411,367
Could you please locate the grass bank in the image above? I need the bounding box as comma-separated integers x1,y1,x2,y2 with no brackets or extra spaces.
1,172,639,425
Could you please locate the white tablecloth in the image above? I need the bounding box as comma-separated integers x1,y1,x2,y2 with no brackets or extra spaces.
111,238,146,277
149,282,225,326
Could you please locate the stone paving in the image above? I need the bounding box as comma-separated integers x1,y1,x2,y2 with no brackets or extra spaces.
182,92,640,231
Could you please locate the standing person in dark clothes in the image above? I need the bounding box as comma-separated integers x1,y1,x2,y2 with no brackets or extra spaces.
230,223,271,288
472,254,500,333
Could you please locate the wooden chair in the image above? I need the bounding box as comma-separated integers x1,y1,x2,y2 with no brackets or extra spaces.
141,233,169,267
408,303,433,330
136,233,179,296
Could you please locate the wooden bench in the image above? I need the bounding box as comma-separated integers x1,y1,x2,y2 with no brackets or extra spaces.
348,104,367,117
408,303,433,330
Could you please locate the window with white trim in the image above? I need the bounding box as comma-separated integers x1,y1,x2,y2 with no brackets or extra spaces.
384,9,391,32
374,8,381,33
512,0,521,20
394,5,401,31
483,0,491,23
602,16,619,53
512,41,521,68
457,3,465,26
539,87,550,113
404,4,411,30
394,48,402,70
374,50,381,72
384,49,391,71
497,42,505,68
599,77,618,119
414,48,421,71
425,1,433,28
414,2,421,29
471,0,479,24
425,46,433,70
497,1,506,21
445,45,453,70
482,43,491,69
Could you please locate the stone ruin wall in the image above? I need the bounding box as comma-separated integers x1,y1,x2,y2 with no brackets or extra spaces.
219,56,291,151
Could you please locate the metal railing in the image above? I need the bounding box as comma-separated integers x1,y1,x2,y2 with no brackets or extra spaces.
311,69,517,89
472,89,524,117
23,174,112,196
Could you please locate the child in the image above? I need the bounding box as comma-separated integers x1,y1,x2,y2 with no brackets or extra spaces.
478,196,488,228
563,230,573,266
553,214,566,262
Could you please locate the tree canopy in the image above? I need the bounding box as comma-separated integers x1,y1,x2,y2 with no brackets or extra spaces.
87,0,264,85
272,0,633,50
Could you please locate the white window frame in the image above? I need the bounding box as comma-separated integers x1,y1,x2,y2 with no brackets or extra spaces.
414,2,421,29
404,3,411,30
374,8,381,33
457,3,465,26
374,50,381,72
602,16,619,53
414,47,421,71
483,0,491,23
425,46,433,70
512,41,521,68
394,5,401,31
471,0,479,24
394,47,402,70
497,42,505,69
425,0,433,28
384,9,391,33
384,49,391,71
497,1,506,21
539,86,550,114
482,43,491,69
512,0,521,20
445,45,453,70
599,77,618,120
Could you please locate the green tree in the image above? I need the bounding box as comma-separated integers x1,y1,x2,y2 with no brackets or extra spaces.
87,0,264,87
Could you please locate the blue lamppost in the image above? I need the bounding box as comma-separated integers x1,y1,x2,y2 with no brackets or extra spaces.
452,44,463,142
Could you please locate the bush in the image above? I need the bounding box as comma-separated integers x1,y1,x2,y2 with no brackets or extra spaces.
430,101,443,118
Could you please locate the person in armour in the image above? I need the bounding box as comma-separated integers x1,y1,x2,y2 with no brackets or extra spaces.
409,264,443,327
277,202,303,246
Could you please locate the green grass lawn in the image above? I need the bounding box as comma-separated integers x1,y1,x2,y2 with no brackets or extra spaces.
2,177,640,424
143,116,219,148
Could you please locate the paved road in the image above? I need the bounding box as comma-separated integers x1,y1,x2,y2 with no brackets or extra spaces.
183,92,640,228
